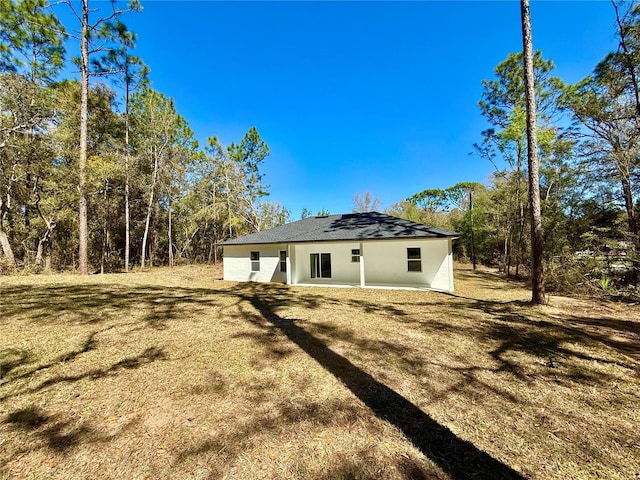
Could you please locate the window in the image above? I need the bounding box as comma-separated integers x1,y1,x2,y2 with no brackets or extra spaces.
351,249,360,263
310,253,332,278
407,247,421,272
250,251,260,272
279,250,287,272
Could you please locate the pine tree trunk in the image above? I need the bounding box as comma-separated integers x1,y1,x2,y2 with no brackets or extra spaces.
226,170,233,238
101,186,107,274
124,80,131,272
505,220,513,276
521,0,545,304
141,153,158,269
518,201,526,277
168,196,173,267
515,142,524,277
213,227,218,264
78,0,90,275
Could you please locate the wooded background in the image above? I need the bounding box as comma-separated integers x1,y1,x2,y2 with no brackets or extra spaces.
0,0,638,295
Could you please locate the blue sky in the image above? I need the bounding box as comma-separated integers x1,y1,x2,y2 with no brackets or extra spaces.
62,1,618,217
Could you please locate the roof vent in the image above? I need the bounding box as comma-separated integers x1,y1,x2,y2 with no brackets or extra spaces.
315,215,329,218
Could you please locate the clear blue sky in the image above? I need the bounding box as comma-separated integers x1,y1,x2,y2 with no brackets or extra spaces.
64,1,619,217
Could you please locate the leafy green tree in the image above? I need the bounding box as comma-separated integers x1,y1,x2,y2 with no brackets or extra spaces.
450,183,494,265
94,28,148,271
130,87,196,268
54,81,124,271
401,182,483,263
258,201,290,230
164,131,199,267
409,188,451,212
183,142,229,263
609,1,640,118
561,4,640,240
0,0,65,267
62,0,140,274
538,135,582,256
0,0,65,84
476,49,561,277
205,127,271,237
205,135,238,239
229,126,270,233
0,73,57,266
170,166,220,265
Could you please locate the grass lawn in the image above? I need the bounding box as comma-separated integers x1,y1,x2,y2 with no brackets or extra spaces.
1,264,638,479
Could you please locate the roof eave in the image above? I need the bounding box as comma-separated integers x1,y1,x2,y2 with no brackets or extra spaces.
223,234,460,246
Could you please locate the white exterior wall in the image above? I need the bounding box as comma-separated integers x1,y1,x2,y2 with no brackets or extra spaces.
223,244,288,283
291,242,361,285
224,238,455,292
362,238,452,290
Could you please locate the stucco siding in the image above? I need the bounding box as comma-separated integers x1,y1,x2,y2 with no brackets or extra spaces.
223,244,288,283
224,238,454,292
430,239,453,291
362,239,448,288
421,239,451,291
291,242,361,285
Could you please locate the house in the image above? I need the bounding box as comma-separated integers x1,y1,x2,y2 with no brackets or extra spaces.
222,212,459,292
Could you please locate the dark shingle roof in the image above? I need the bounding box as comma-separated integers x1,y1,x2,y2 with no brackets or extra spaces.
222,212,458,245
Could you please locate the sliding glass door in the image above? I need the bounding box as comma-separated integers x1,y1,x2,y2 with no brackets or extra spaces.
310,253,332,278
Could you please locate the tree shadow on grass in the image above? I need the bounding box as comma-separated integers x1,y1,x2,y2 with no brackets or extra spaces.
1,347,166,401
439,295,639,373
0,329,100,388
0,349,32,378
5,405,92,452
176,383,441,479
235,284,524,480
401,286,639,378
3,404,141,462
3,275,636,477
550,312,640,362
0,283,199,329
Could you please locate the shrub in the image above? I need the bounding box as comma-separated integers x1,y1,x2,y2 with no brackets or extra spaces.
0,255,16,275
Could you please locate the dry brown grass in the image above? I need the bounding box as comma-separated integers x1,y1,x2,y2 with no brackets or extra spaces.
0,264,638,480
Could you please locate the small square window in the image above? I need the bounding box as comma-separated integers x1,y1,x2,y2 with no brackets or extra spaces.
351,248,360,263
408,261,422,272
250,251,260,271
407,248,421,272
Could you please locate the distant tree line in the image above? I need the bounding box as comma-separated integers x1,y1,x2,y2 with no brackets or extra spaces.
2,0,639,297
0,0,288,273
389,1,640,296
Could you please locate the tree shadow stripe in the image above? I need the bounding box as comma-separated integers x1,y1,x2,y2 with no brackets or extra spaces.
246,293,524,480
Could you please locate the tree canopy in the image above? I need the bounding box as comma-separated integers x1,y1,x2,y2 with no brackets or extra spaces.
0,0,637,298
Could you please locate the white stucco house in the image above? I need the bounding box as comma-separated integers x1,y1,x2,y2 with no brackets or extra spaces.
222,212,459,292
